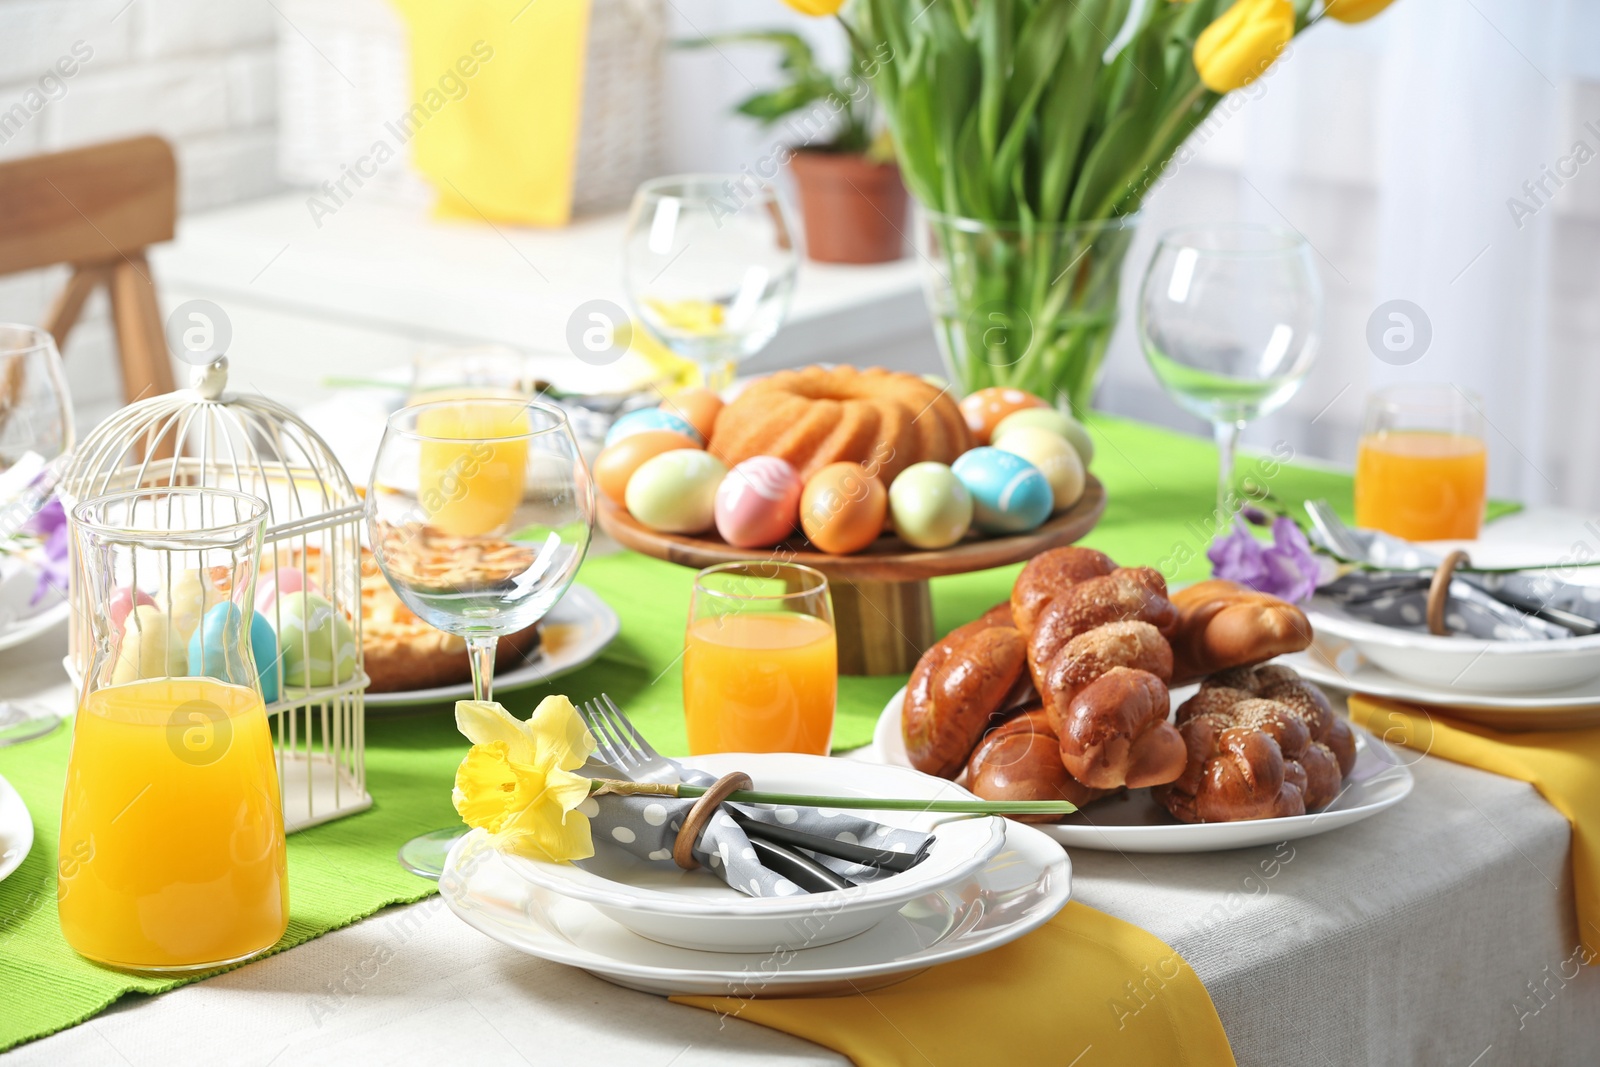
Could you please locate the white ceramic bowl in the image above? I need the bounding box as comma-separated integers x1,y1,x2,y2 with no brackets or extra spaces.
1307,597,1600,693
500,752,1007,953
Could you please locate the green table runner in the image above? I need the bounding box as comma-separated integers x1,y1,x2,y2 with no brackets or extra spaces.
0,414,1471,1051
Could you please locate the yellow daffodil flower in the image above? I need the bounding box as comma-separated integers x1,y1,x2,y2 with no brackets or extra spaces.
452,696,596,863
1193,0,1296,94
1322,0,1398,23
781,0,846,15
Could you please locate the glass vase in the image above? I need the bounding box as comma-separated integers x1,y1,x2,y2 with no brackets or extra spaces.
60,487,288,972
917,210,1140,411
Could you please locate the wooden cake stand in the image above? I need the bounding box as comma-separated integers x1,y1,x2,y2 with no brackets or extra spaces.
598,476,1106,676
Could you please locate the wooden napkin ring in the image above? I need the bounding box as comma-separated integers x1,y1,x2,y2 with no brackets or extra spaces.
1426,550,1471,636
672,771,753,871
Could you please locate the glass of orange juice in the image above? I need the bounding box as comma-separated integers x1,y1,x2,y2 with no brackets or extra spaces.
683,562,837,756
1355,384,1488,541
60,487,288,972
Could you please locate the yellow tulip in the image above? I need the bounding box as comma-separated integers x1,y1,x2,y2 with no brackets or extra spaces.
1322,0,1398,22
452,697,597,863
781,0,846,14
1193,0,1296,94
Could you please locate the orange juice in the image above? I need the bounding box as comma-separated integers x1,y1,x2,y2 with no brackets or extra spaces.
417,403,530,537
683,612,837,755
1355,431,1487,540
58,678,288,970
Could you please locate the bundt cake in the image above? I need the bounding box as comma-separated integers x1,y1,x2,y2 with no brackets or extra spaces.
1154,664,1357,823
709,365,971,485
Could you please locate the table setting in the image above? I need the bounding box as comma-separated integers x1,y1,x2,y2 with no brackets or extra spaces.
3,0,1600,1064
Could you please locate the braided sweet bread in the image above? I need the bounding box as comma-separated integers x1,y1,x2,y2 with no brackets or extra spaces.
1154,664,1356,823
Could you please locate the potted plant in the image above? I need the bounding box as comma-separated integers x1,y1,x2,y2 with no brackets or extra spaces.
683,30,906,264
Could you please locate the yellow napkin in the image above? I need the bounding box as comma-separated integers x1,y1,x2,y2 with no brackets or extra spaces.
674,901,1236,1067
390,0,591,225
1349,695,1600,955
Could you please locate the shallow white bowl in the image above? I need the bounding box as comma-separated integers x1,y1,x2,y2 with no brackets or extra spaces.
500,752,1007,953
1306,597,1600,693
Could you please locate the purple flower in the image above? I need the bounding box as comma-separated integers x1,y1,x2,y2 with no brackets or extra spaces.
1207,516,1318,603
22,496,68,606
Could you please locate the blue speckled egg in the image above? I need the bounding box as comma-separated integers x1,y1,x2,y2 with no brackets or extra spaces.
188,602,280,702
251,610,279,703
951,447,1053,534
606,407,703,446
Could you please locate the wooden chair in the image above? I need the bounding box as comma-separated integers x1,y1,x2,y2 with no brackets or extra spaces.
0,135,179,404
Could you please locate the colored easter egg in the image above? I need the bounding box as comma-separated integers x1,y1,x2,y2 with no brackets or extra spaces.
951,447,1052,534
163,568,227,642
255,566,315,615
625,449,728,534
605,407,703,446
714,456,802,548
111,605,187,684
109,587,156,641
276,592,358,688
993,427,1086,513
660,388,724,442
801,462,887,555
958,387,1049,445
251,610,279,704
594,429,702,506
888,462,973,549
992,408,1095,466
187,602,251,684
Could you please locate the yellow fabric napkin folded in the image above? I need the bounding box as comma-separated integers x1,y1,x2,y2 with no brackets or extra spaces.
674,901,1236,1067
390,0,591,225
1348,695,1600,955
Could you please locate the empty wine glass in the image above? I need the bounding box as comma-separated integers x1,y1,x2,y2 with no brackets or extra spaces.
367,397,594,877
623,174,800,391
1138,225,1321,516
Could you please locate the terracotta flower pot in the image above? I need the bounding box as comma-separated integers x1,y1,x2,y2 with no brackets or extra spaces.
787,150,908,265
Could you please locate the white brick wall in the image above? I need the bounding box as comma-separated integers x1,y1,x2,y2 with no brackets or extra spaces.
0,0,283,421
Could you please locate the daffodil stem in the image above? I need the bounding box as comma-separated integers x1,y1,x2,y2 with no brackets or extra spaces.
584,777,1075,816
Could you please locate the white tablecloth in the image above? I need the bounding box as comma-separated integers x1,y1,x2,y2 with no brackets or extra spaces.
7,511,1600,1065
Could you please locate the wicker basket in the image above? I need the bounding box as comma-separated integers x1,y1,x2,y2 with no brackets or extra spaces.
277,0,665,217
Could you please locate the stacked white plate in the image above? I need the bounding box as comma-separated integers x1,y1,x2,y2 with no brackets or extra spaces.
440,753,1072,995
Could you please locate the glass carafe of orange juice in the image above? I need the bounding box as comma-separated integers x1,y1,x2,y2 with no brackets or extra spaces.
61,488,288,971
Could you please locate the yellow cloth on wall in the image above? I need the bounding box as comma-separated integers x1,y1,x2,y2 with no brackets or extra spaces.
1348,695,1600,956
674,901,1236,1067
390,0,591,226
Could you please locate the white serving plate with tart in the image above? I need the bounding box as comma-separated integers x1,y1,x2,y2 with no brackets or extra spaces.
364,584,618,709
441,809,1070,997
497,752,1007,953
870,685,1414,854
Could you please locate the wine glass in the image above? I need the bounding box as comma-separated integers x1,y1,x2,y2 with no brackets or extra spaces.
0,324,74,747
367,397,594,877
623,174,800,392
1137,225,1321,516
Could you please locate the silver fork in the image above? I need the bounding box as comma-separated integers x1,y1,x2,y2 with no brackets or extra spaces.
579,694,682,785
1304,499,1366,561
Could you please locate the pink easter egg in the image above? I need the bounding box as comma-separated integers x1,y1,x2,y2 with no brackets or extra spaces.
109,587,156,640
714,456,802,548
256,566,314,615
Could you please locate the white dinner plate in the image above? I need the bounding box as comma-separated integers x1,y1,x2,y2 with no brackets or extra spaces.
364,585,619,709
1305,596,1600,694
0,773,33,885
0,557,69,654
869,685,1414,853
1280,637,1600,731
501,752,1007,952
441,816,1071,997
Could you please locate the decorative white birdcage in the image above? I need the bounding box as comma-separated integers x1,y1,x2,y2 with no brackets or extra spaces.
59,358,370,832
